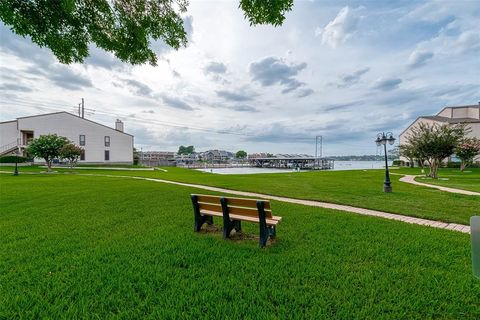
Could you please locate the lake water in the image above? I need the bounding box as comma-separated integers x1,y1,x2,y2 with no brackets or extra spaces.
196,161,393,175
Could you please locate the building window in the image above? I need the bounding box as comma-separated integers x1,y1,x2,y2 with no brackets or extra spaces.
79,135,85,146
104,136,110,147
80,150,85,161
105,150,110,161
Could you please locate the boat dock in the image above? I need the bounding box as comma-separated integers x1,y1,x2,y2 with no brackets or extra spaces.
249,156,334,170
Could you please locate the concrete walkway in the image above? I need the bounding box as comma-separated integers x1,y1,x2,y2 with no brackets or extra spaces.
1,170,470,234
399,175,480,196
77,173,471,234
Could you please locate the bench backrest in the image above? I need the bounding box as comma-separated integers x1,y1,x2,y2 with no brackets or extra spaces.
194,194,272,218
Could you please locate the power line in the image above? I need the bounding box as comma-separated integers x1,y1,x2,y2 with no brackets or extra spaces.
2,99,315,141
1,97,381,151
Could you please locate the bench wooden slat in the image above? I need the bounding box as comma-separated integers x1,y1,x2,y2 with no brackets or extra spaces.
195,194,271,210
227,205,273,218
224,197,271,210
199,210,280,226
196,195,221,204
198,202,222,212
199,209,281,222
229,213,280,226
199,209,223,217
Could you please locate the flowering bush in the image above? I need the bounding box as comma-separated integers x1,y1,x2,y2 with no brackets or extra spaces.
455,138,480,171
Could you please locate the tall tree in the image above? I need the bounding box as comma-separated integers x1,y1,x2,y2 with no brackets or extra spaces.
0,0,294,65
27,134,69,172
60,143,83,170
236,150,247,159
406,123,466,179
399,144,423,168
178,145,194,155
133,147,140,165
455,137,480,171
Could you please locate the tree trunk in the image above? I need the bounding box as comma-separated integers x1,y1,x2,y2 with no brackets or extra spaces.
430,160,439,179
46,160,52,172
460,161,466,171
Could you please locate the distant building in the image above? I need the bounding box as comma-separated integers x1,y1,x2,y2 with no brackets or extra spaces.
0,111,134,164
248,153,269,159
141,151,175,161
201,150,235,162
140,151,175,166
175,152,200,164
399,104,480,163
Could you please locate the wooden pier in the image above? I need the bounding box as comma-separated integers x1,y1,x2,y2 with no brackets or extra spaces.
249,156,334,170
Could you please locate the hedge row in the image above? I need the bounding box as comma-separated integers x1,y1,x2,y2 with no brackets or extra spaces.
0,156,32,163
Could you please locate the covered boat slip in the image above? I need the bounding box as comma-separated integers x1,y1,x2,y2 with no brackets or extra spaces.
249,156,334,170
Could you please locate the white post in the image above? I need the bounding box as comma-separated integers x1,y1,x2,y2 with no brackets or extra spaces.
472,216,480,279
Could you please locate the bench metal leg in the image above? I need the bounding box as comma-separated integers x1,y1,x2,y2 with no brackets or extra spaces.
223,219,236,239
269,226,276,240
234,220,242,232
195,215,213,232
257,201,275,247
192,195,213,232
220,197,238,239
259,226,276,246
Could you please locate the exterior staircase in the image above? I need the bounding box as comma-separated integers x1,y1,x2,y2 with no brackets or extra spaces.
0,140,20,156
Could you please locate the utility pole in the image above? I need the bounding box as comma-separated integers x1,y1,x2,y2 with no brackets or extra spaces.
81,98,84,119
78,103,81,117
315,135,322,158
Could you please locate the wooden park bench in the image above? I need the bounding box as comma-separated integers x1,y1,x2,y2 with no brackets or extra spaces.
191,194,282,247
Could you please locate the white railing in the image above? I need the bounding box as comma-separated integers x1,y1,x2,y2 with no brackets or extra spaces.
0,139,20,154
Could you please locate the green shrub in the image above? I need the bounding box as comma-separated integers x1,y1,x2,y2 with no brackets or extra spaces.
446,161,480,168
0,156,31,163
392,160,405,166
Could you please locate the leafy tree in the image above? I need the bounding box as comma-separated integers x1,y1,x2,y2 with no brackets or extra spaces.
178,145,194,155
405,123,466,179
236,150,247,159
398,144,424,168
240,0,293,26
133,148,140,165
60,143,83,170
0,0,294,65
27,134,69,172
455,137,480,171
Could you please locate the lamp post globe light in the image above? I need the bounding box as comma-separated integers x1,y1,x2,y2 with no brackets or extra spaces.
375,132,395,192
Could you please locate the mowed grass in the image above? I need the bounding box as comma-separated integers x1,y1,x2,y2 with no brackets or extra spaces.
409,168,480,193
1,174,479,319
2,166,479,224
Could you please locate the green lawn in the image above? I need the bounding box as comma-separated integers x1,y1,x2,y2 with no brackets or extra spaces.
2,166,479,224
411,169,480,193
1,174,479,319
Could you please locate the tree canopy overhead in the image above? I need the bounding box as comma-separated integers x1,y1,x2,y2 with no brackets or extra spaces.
0,0,294,65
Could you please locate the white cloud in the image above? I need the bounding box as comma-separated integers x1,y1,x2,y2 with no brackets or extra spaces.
371,78,402,91
315,6,361,48
0,1,479,155
407,50,434,68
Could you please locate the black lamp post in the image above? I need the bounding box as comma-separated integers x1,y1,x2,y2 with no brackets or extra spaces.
375,132,395,192
13,149,19,176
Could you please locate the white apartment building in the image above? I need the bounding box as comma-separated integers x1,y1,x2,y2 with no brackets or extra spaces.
399,104,480,163
0,112,134,164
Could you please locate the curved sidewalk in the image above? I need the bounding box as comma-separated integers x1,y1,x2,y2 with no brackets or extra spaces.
79,173,471,234
399,175,480,196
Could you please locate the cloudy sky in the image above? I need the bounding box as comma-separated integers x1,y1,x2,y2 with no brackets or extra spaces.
1,0,479,155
